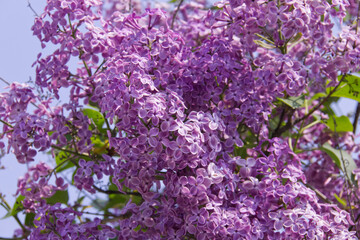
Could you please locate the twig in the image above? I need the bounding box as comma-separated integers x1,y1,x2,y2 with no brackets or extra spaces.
27,0,39,17
349,213,360,231
331,112,359,233
300,180,332,204
93,185,142,197
352,103,360,133
0,77,40,109
273,74,347,137
0,237,26,240
0,119,13,128
94,59,106,75
171,0,185,29
51,145,89,158
0,195,27,234
272,108,286,138
0,77,11,86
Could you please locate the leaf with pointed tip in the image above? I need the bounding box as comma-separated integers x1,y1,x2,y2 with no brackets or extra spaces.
2,195,25,219
320,143,357,182
278,95,305,109
327,75,360,102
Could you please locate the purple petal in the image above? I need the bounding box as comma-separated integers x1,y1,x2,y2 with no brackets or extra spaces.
274,220,283,230
161,121,169,132
149,128,159,136
79,159,86,168
149,137,158,148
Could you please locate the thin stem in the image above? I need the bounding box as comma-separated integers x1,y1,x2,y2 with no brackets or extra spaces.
139,117,150,130
0,195,27,233
93,185,142,197
349,213,360,231
293,119,305,152
272,107,286,138
94,59,106,75
80,211,116,217
171,0,185,29
82,60,92,77
104,116,112,134
0,77,11,86
0,77,39,109
352,103,360,133
300,180,332,204
255,33,275,44
356,0,360,34
331,113,358,232
0,195,11,210
51,145,89,158
27,0,39,17
47,155,79,179
0,237,26,240
273,74,347,137
0,119,13,128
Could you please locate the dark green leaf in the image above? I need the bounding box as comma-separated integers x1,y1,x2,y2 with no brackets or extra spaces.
25,212,35,227
278,95,305,109
65,133,72,142
46,190,69,205
320,143,358,181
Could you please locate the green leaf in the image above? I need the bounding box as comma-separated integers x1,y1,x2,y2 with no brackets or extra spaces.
310,92,327,102
278,95,305,109
46,190,69,205
55,151,68,165
2,195,25,219
320,143,358,181
55,151,75,172
327,75,360,102
322,115,353,132
334,193,347,207
82,108,105,129
107,194,131,209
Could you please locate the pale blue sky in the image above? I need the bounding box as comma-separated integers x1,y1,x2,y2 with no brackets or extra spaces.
0,0,46,237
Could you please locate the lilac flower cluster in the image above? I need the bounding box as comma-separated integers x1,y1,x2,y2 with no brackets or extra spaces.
1,0,360,239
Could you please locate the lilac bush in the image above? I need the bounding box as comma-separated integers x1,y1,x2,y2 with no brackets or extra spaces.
1,0,360,239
